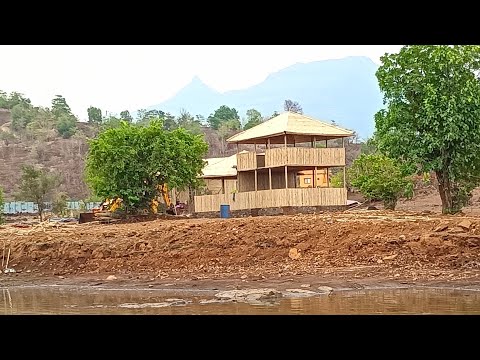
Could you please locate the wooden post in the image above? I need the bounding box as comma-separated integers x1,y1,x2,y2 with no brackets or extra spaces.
326,168,329,187
313,136,316,148
254,142,257,153
285,166,288,188
222,178,225,194
293,137,296,147
267,138,271,149
342,137,346,189
269,168,272,190
314,166,317,188
325,139,328,148
236,143,239,154
284,134,287,148
254,170,258,191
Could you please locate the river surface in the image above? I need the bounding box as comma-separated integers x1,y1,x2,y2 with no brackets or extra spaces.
1,285,480,314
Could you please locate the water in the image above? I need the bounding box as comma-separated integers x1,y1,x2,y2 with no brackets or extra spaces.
1,286,480,314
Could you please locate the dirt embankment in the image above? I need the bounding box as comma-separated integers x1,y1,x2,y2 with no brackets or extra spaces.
1,211,480,287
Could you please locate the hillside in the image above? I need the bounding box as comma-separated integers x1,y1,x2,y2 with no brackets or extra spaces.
147,56,383,138
0,110,362,201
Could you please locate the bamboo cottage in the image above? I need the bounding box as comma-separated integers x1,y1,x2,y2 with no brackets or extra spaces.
194,111,353,213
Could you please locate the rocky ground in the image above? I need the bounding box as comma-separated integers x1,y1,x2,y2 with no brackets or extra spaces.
2,208,480,293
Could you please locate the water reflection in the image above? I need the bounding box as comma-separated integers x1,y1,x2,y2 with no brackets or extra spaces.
1,286,479,315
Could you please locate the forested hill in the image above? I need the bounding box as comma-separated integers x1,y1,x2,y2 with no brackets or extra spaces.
0,91,366,201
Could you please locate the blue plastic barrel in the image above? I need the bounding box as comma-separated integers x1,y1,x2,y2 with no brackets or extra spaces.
220,204,230,218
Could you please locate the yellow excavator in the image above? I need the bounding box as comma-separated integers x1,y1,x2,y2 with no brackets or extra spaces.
94,183,177,215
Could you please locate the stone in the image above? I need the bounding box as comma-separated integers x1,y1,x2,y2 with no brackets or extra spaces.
457,219,472,230
383,254,398,261
288,248,301,260
106,275,117,281
283,289,320,297
433,224,449,232
300,284,311,288
317,286,334,294
240,275,248,279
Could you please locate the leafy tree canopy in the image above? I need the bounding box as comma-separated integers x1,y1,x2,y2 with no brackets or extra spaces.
87,106,103,124
243,109,263,130
85,120,208,213
207,105,240,130
15,165,59,221
348,154,414,210
375,45,480,214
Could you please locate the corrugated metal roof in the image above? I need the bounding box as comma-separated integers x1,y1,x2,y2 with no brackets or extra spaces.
200,151,248,178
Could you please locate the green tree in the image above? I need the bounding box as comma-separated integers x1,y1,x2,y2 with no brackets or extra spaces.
284,99,303,114
0,186,4,224
375,45,480,214
11,103,35,130
52,192,69,216
348,154,414,210
207,105,240,130
243,109,263,130
102,115,123,130
15,165,59,221
85,120,208,213
177,109,202,135
218,119,241,155
120,110,133,122
87,106,103,124
56,114,77,138
51,95,72,119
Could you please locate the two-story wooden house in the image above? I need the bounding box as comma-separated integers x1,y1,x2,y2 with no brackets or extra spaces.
193,111,353,213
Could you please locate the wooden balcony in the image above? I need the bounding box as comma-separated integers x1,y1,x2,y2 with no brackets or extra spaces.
236,148,345,171
194,187,347,213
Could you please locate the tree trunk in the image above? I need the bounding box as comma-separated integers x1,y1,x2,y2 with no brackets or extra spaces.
436,170,453,214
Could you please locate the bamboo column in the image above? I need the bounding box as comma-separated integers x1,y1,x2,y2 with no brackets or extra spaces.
343,137,346,189
284,134,288,188
268,138,272,190
255,170,258,191
314,166,317,188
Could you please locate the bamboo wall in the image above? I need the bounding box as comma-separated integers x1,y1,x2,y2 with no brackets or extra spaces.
237,152,257,171
194,187,347,212
264,147,346,168
201,178,237,195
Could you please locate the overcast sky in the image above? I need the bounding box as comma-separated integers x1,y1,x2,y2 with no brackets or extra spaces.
0,45,403,121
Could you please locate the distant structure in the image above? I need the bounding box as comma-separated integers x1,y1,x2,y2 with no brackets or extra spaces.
193,111,353,213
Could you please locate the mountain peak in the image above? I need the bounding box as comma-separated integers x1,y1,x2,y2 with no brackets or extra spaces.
146,57,383,137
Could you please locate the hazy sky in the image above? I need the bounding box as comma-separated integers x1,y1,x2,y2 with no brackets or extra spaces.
0,45,403,121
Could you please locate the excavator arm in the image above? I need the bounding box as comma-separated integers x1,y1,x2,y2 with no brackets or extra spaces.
159,183,172,208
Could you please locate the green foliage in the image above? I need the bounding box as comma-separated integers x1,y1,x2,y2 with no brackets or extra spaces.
177,109,202,135
284,99,303,114
120,110,133,122
360,136,378,155
207,105,240,130
0,91,31,110
51,95,72,119
11,103,35,130
375,45,480,214
87,106,103,124
0,186,4,224
136,109,177,130
16,165,59,221
348,154,414,210
85,120,208,213
330,171,347,189
56,114,77,138
52,192,69,216
243,109,263,130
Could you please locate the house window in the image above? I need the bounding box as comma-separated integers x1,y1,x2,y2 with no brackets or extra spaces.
304,178,311,184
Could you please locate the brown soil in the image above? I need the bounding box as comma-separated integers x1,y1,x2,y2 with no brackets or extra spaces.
2,210,480,291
